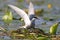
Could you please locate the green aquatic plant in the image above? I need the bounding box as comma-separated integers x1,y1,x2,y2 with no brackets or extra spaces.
33,0,44,5
37,37,50,40
43,17,50,21
36,33,51,40
19,18,24,22
0,9,3,11
13,17,24,21
17,0,24,2
27,33,36,39
49,23,59,35
2,11,13,24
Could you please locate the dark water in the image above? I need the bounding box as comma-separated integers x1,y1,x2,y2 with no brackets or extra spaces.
0,0,60,40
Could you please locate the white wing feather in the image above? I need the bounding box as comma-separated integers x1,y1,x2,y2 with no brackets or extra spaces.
8,5,31,27
28,2,35,16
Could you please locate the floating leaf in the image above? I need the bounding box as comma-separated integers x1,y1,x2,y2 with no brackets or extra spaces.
2,11,13,24
50,23,59,35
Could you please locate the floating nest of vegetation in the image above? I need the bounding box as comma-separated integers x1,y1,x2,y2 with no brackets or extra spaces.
5,28,59,40
9,28,49,39
0,25,60,40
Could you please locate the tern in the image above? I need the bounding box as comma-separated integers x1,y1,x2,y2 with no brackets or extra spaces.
28,2,38,28
8,2,37,28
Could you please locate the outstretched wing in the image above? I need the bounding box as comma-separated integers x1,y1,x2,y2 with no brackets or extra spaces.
28,2,35,20
8,4,31,26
